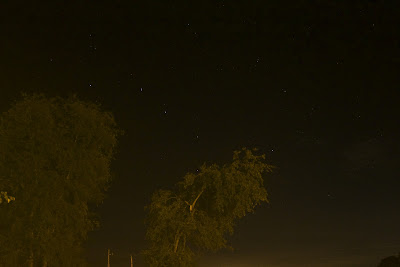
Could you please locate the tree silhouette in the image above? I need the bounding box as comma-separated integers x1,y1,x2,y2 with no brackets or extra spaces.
378,253,400,267
0,94,121,266
143,148,274,266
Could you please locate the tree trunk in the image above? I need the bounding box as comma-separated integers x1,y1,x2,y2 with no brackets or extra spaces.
174,231,181,253
190,188,204,215
183,235,186,251
42,257,47,267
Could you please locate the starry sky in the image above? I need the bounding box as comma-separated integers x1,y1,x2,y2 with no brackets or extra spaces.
1,1,400,266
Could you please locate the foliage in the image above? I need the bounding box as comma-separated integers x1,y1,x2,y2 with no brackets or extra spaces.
0,191,15,204
143,148,274,266
0,94,121,266
378,253,400,267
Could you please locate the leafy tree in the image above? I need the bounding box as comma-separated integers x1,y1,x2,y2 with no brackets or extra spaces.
378,253,400,267
0,94,121,266
143,148,274,266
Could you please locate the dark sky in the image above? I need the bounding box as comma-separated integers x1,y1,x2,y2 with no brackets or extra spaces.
2,1,400,266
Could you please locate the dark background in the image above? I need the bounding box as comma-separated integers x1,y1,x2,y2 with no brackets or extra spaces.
1,1,400,266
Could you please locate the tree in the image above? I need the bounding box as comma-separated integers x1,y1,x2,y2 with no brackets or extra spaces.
0,94,121,266
378,253,400,267
143,148,274,266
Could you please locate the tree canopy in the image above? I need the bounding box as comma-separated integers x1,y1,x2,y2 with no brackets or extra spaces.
378,254,400,267
0,94,121,266
143,148,274,266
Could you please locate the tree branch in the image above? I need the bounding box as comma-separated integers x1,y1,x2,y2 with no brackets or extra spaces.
190,188,204,214
173,231,181,253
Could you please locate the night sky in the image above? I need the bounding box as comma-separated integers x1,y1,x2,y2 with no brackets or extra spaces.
2,1,400,266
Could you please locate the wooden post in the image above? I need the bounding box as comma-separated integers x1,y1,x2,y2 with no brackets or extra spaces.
29,230,34,267
107,249,111,267
28,249,33,267
130,254,133,267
